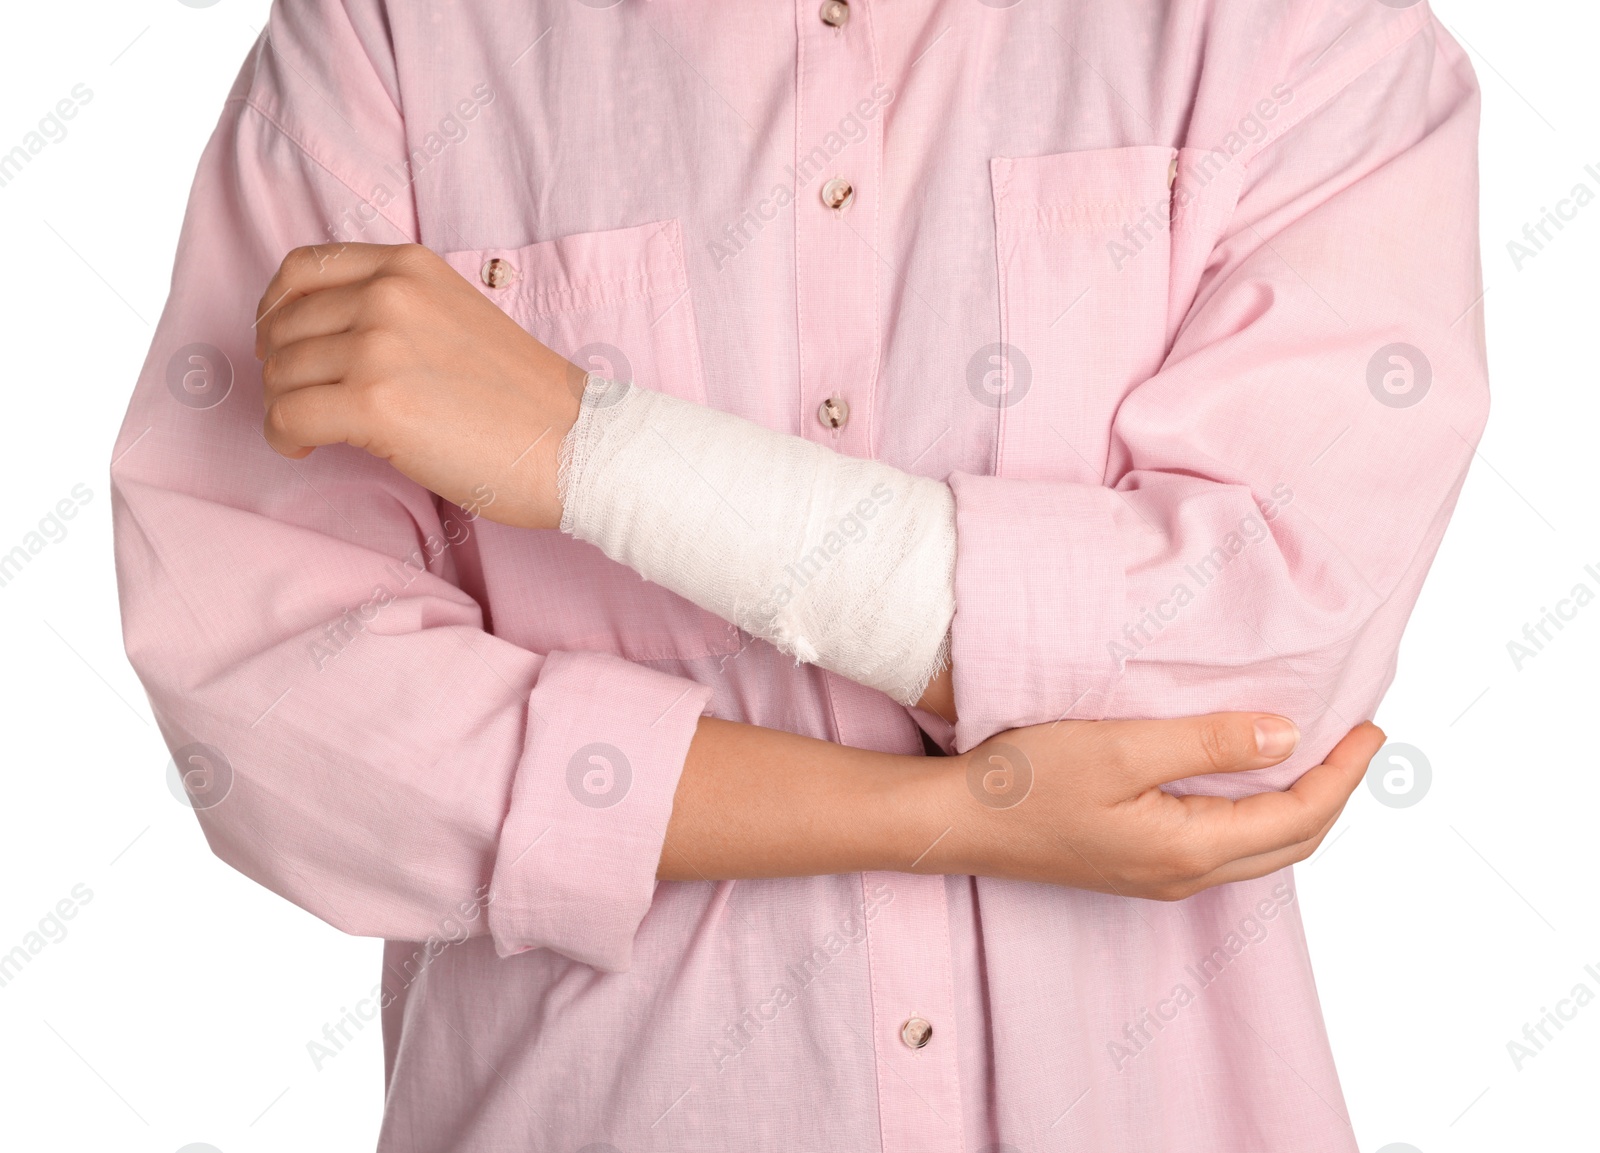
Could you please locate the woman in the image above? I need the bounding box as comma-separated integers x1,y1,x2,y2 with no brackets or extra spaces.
112,0,1486,1149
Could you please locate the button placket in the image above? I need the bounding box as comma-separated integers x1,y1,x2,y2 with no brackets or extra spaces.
821,676,966,1153
794,0,878,454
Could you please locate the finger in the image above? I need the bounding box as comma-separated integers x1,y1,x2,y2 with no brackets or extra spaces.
256,281,369,361
1170,721,1385,870
1179,765,1365,892
263,382,361,458
1176,806,1342,894
260,333,362,404
254,243,400,354
1093,711,1304,790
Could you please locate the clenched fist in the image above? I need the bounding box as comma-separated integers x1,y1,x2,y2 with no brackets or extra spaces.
253,242,580,529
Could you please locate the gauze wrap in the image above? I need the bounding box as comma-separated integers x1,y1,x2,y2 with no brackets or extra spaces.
557,376,955,707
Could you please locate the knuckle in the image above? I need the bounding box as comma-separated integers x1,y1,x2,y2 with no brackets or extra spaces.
391,242,432,269
1197,717,1246,773
263,399,295,440
1287,798,1330,844
1293,810,1326,845
1299,816,1335,856
350,370,389,410
284,245,321,276
259,351,284,391
1086,723,1135,778
355,371,407,421
366,274,414,315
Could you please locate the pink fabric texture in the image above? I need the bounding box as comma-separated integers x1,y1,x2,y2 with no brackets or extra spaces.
110,1,1488,1150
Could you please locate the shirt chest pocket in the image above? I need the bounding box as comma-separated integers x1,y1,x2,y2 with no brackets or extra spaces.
988,145,1184,482
441,219,742,662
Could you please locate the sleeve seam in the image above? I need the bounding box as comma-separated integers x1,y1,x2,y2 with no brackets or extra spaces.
1240,7,1436,174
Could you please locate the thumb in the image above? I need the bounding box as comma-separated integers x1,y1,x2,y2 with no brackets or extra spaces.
1095,711,1303,790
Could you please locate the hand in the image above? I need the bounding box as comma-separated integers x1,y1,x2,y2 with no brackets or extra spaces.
253,242,581,529
926,714,1383,900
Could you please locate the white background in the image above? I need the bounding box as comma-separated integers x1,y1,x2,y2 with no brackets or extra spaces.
0,1,1594,1150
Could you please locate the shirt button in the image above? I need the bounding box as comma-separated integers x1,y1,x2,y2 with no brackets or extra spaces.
820,177,855,212
817,395,849,430
820,0,850,27
900,1017,933,1050
481,257,516,289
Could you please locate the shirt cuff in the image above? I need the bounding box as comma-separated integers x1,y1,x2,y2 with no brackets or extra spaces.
488,648,712,971
946,472,1126,753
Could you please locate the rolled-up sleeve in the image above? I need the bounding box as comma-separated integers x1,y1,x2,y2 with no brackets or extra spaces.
490,651,710,970
111,0,705,971
947,11,1489,790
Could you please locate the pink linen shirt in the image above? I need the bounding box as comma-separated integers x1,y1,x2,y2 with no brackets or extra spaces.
110,1,1487,1149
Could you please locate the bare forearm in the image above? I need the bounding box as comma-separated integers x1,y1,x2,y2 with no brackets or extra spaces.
658,717,953,881
657,710,1381,902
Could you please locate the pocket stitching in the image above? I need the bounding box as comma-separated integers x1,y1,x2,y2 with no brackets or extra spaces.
990,146,1177,480
467,220,688,319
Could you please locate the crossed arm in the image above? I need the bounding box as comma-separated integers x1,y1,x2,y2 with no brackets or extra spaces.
252,241,1380,900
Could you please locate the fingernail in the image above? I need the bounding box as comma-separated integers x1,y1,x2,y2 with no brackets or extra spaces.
1253,717,1299,758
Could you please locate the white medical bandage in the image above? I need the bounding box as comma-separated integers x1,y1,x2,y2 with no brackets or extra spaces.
557,377,955,707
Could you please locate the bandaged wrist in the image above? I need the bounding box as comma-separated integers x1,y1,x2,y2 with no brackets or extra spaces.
557,376,954,706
